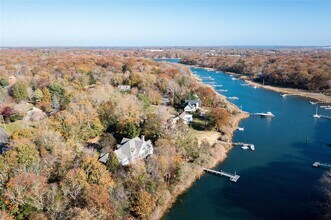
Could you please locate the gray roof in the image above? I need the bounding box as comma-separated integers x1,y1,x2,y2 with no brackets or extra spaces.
185,103,194,109
0,128,9,144
185,99,201,105
115,136,153,165
99,153,109,164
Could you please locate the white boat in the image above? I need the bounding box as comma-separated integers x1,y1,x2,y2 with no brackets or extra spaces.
228,96,239,100
260,112,275,117
282,94,287,97
320,105,331,109
325,107,331,110
214,85,223,87
240,83,249,86
253,86,258,89
313,107,320,118
237,127,244,131
310,101,317,105
219,89,228,92
250,144,255,151
242,146,249,150
231,77,238,81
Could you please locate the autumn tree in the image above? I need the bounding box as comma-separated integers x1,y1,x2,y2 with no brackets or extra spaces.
130,189,156,219
210,107,231,131
61,168,88,204
142,113,163,142
4,173,47,219
10,82,28,102
99,132,116,152
196,86,216,107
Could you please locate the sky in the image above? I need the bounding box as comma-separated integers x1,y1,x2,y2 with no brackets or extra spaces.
0,0,330,47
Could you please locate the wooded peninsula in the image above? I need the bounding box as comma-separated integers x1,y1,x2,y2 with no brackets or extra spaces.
0,49,246,220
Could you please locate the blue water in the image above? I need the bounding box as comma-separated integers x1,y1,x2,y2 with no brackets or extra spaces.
155,59,331,220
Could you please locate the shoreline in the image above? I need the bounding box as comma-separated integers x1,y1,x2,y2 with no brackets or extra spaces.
189,63,331,103
151,64,249,219
241,76,331,103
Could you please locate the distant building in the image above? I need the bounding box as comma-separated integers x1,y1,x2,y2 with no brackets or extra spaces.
179,112,193,125
185,99,201,109
24,107,47,122
117,85,131,92
0,128,9,155
99,136,153,166
161,96,171,106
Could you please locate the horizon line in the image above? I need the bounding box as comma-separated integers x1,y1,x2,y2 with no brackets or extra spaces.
1,45,331,49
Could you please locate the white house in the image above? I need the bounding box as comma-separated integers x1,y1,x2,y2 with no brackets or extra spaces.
184,103,196,112
99,136,153,166
117,85,131,92
115,136,153,165
179,112,193,125
184,99,201,112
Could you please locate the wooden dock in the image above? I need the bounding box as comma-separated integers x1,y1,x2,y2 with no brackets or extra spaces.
203,168,240,182
219,141,255,150
232,142,254,147
313,162,331,168
320,115,331,120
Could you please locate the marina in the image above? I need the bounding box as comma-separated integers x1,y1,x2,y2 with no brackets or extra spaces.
165,63,331,220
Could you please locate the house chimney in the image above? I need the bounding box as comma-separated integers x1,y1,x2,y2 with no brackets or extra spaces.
141,135,145,142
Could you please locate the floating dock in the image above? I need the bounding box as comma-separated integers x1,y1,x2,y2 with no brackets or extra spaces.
313,162,331,168
203,168,240,182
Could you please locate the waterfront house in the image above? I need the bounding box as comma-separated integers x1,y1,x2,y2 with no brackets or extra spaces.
184,99,201,112
100,136,153,166
117,85,131,92
184,103,197,112
179,112,193,124
0,128,9,154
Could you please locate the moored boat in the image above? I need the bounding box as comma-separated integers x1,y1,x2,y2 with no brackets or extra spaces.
259,112,275,117
227,96,239,100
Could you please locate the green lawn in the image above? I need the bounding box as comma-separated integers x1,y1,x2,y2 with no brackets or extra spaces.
191,117,213,131
1,120,26,135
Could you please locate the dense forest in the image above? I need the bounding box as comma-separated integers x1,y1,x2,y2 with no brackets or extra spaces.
0,49,236,219
120,47,331,93
178,49,331,93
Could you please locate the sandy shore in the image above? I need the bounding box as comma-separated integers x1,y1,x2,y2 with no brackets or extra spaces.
189,63,330,104
151,66,249,220
240,76,331,103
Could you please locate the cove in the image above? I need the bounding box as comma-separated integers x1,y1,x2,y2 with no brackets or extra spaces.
156,59,331,220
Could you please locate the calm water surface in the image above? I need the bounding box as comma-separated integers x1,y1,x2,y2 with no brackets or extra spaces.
156,59,331,220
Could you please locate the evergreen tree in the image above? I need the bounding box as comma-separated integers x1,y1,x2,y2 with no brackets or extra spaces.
106,151,120,172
